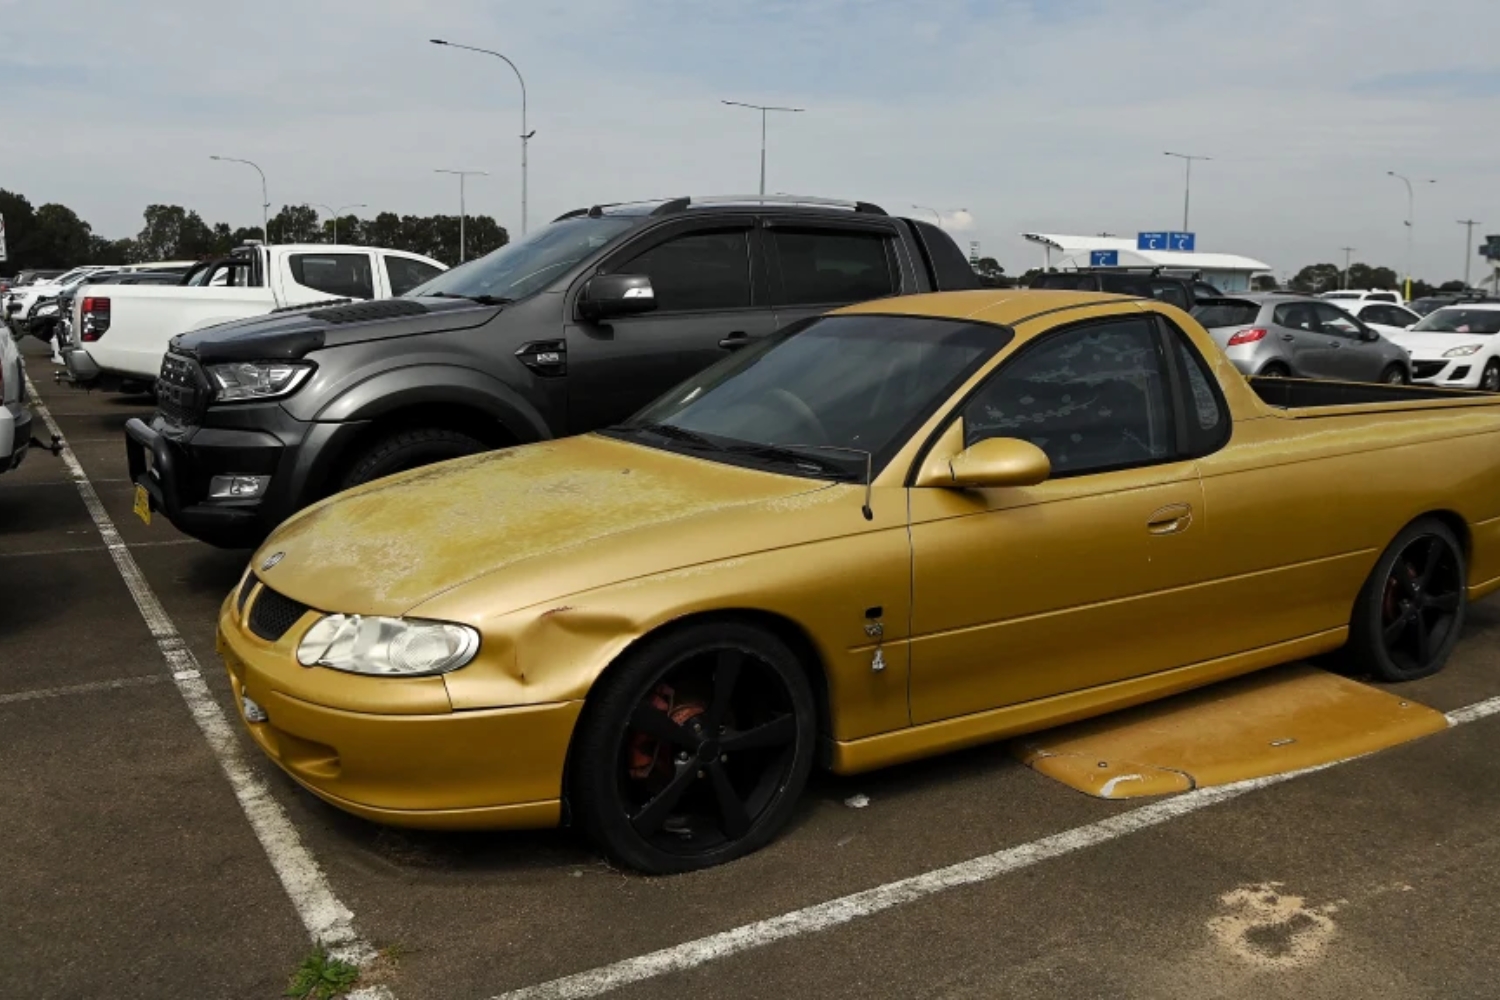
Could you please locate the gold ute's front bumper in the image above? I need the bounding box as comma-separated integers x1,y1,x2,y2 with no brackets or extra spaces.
216,596,582,831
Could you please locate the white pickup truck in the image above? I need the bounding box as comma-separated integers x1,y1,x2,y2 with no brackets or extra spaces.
62,242,446,392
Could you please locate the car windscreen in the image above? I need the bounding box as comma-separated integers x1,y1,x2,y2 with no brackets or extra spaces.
405,216,637,302
1192,299,1261,328
1409,308,1500,335
609,314,1009,480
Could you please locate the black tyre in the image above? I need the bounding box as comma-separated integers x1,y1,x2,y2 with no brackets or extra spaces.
1482,360,1500,393
1348,517,1466,682
339,427,484,490
570,621,817,874
1259,363,1290,378
1380,364,1408,386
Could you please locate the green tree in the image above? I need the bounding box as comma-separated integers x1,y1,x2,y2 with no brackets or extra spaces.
269,204,323,244
463,215,509,259
361,212,403,250
1289,263,1341,293
1251,274,1278,291
0,189,38,272
29,203,94,267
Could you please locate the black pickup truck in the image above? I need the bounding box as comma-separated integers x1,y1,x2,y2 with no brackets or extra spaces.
125,195,979,547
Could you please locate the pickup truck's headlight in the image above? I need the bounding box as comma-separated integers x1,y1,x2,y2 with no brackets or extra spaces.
34,302,59,317
296,614,480,676
207,361,314,402
1443,345,1482,358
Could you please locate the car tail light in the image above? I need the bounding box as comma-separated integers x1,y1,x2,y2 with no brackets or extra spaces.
1227,327,1267,346
81,296,111,341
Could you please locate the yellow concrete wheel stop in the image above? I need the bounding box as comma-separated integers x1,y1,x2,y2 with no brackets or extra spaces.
1011,664,1449,799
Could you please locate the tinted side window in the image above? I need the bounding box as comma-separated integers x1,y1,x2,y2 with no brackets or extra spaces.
621,230,751,312
1162,319,1230,455
1096,274,1154,298
1273,303,1319,331
962,318,1174,476
386,257,443,297
1149,280,1191,310
289,253,374,299
772,229,895,306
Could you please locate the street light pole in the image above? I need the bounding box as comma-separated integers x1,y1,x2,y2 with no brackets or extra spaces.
1458,219,1481,288
1163,151,1211,232
430,39,531,235
435,169,488,262
210,155,269,242
722,100,805,198
311,203,367,244
1388,171,1436,301
912,205,966,229
1340,246,1357,289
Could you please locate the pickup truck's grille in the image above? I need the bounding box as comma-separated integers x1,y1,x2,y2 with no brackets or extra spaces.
1412,361,1448,380
157,352,209,423
248,586,310,643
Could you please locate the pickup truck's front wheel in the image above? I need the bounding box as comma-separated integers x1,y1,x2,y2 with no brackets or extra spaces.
339,427,485,490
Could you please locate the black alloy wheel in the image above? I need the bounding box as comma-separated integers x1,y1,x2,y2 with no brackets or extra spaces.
1259,363,1290,378
1482,360,1500,393
571,622,816,874
1349,518,1466,682
1380,364,1408,385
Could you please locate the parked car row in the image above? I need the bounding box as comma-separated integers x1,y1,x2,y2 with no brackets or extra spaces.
58,242,447,393
122,195,979,546
1193,292,1500,391
13,192,1500,874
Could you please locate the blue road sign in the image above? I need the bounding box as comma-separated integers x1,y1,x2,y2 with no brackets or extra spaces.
1090,250,1119,267
1168,231,1197,252
1137,232,1167,251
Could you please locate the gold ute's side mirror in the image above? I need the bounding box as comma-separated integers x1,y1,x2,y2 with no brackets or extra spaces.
915,423,1051,490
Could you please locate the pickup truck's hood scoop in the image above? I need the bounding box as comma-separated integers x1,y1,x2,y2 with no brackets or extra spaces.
171,295,492,364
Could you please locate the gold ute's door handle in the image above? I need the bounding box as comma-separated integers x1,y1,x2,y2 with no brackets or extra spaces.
1147,503,1193,535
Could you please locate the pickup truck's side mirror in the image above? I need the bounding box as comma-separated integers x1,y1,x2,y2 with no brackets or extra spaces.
578,274,657,322
915,428,1052,490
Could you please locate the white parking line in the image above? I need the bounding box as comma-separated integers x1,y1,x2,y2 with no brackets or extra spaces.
0,539,199,559
492,697,1500,1000
0,675,167,704
26,379,392,995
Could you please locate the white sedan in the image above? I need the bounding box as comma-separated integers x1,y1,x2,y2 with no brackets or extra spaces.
1339,300,1422,337
1387,303,1500,391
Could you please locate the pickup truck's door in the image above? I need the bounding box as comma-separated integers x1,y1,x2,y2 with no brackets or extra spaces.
908,316,1211,723
764,218,910,330
1315,303,1387,382
564,218,776,432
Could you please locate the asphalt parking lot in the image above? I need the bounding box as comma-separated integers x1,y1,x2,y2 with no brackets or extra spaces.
4,332,1500,1000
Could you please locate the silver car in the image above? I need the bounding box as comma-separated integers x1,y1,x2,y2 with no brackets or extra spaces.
1192,293,1411,383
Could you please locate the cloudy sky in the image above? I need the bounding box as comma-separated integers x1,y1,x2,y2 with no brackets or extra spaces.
3,0,1497,281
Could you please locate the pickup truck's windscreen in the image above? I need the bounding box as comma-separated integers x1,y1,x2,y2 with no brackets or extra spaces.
1409,308,1500,335
406,216,636,302
609,314,1009,479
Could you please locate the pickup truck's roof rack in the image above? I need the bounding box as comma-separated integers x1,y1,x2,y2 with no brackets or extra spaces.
553,195,887,223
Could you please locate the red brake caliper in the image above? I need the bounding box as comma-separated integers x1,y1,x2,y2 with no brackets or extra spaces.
629,684,708,781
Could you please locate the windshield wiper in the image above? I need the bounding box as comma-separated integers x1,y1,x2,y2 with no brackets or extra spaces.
426,292,514,305
722,442,853,478
620,422,726,452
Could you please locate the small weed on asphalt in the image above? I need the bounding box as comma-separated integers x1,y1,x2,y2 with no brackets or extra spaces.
285,950,360,999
